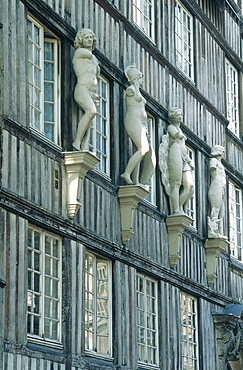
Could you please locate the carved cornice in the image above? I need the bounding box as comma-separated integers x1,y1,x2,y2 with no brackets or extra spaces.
213,305,243,368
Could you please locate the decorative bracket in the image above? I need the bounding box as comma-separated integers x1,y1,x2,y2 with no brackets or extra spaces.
166,214,193,268
204,237,229,286
118,185,149,245
213,304,243,369
63,151,100,218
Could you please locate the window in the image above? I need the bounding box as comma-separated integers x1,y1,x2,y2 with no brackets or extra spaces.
185,146,196,227
27,227,62,344
180,293,198,370
85,252,112,356
229,181,243,262
89,76,110,175
175,1,193,79
133,0,155,39
225,60,239,136
136,273,158,366
145,114,156,204
28,15,60,144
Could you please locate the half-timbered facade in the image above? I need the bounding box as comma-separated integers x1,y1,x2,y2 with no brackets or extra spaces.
0,0,243,369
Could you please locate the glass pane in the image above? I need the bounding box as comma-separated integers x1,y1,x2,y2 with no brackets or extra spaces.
28,271,32,290
44,103,54,122
34,273,40,292
44,82,54,101
45,256,51,275
45,236,51,255
34,47,40,66
44,62,54,81
44,123,54,141
34,252,40,271
44,297,51,317
44,42,54,61
34,25,40,45
33,316,40,335
28,41,33,63
34,67,41,89
52,321,58,340
33,88,40,109
52,300,58,319
44,319,50,337
52,279,58,299
53,240,59,258
28,249,32,269
34,295,40,314
45,276,51,296
34,109,41,129
53,259,58,278
97,298,108,316
28,20,32,38
97,316,108,335
34,231,40,250
97,335,108,354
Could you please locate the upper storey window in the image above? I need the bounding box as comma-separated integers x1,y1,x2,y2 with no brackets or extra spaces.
229,181,243,262
89,75,110,176
133,0,155,39
225,60,239,136
27,16,60,145
175,1,193,79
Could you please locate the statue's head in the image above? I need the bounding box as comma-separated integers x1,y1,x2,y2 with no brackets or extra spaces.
168,107,183,122
74,29,97,50
125,64,143,83
211,145,225,157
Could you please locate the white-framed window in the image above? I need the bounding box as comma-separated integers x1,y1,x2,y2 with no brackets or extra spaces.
175,1,193,79
225,60,239,136
133,0,155,39
89,76,110,176
185,146,196,227
27,15,60,144
85,251,112,356
27,227,62,345
145,114,156,205
136,273,158,366
229,181,243,262
180,292,198,370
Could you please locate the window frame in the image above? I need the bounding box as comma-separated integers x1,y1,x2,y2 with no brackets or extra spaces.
132,0,155,40
180,292,199,370
225,60,239,137
144,114,156,205
84,251,113,357
174,1,194,80
27,15,61,146
136,273,159,367
89,75,110,177
229,181,243,263
185,145,196,227
27,226,62,347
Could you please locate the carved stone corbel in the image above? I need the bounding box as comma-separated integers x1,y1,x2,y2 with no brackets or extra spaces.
118,185,149,245
63,151,100,218
166,214,193,268
213,305,243,370
204,237,229,286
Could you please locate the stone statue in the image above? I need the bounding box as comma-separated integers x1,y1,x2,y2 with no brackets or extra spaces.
121,64,156,185
159,107,194,215
208,145,226,238
72,29,100,151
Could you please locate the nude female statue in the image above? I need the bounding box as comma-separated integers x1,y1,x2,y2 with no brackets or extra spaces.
72,29,100,151
208,145,226,237
159,107,194,215
121,64,156,185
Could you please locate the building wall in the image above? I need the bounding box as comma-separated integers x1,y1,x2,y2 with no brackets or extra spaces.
0,0,243,369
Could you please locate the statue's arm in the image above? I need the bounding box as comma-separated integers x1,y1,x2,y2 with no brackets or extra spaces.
73,48,93,60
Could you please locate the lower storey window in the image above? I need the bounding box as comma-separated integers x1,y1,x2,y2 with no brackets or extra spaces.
27,227,62,343
180,292,198,370
85,251,112,355
136,273,158,366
